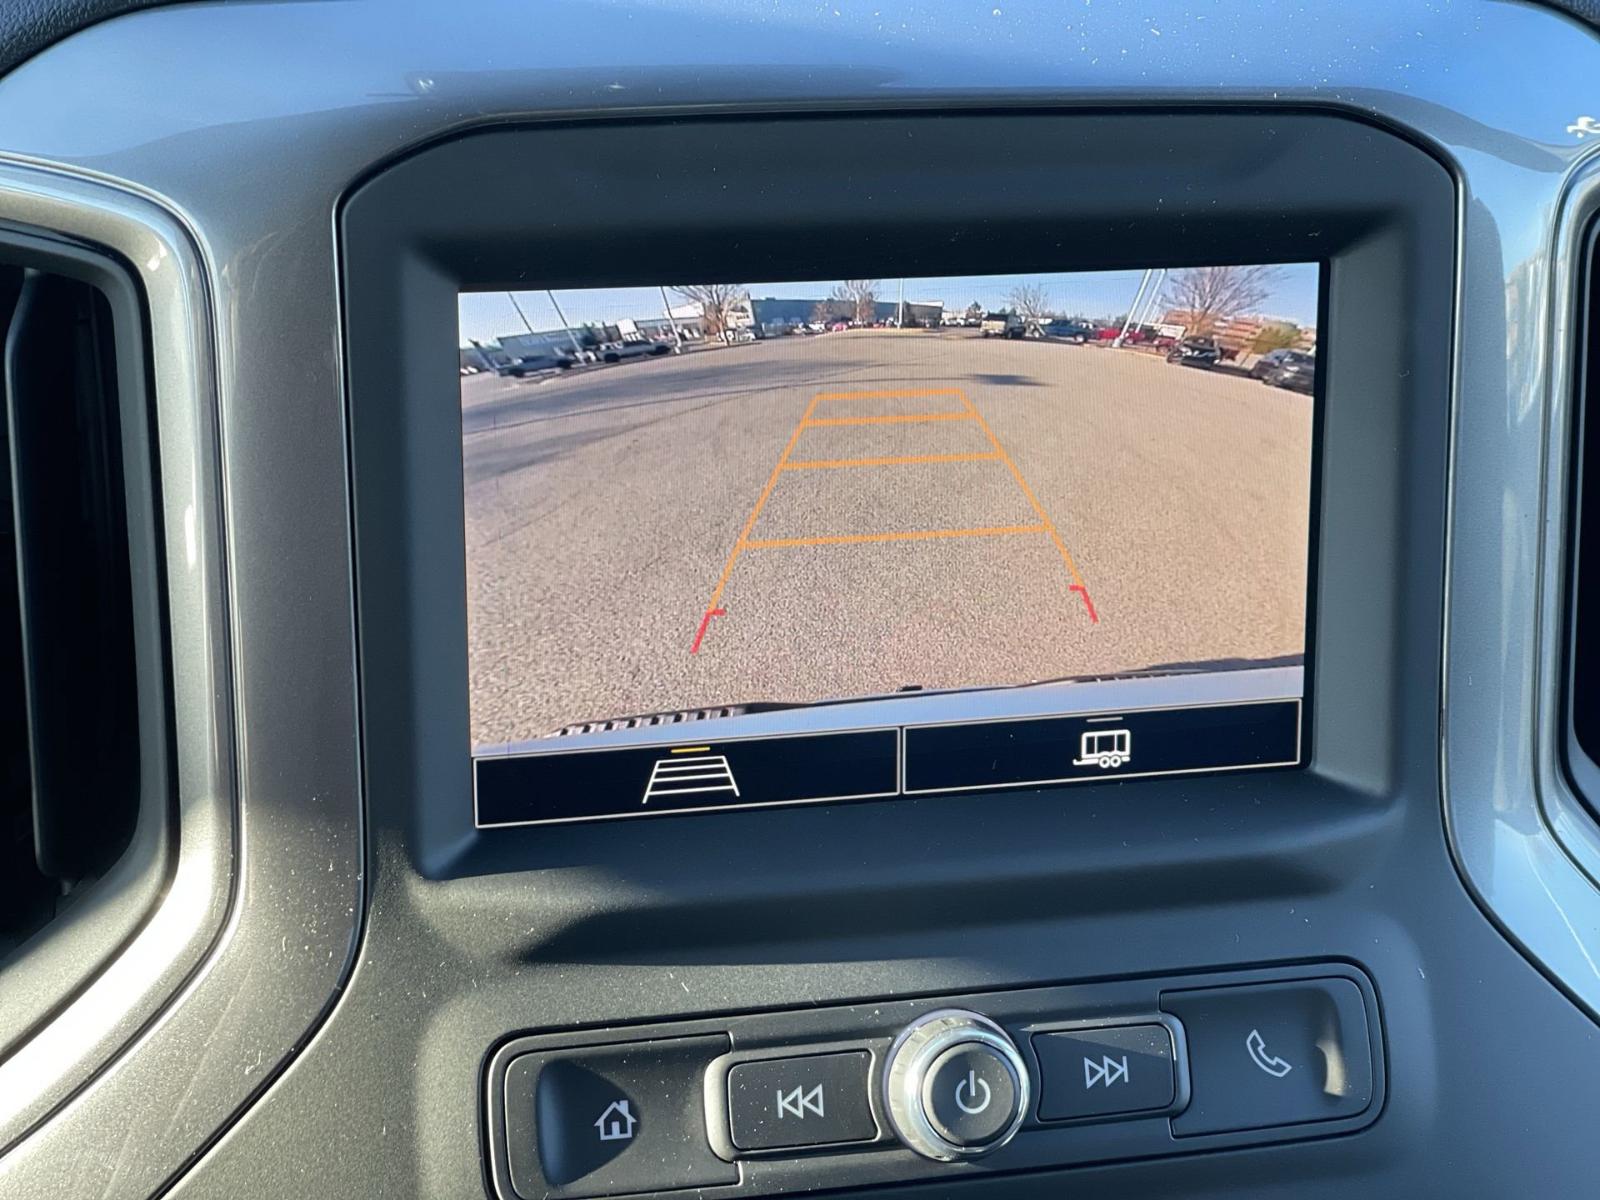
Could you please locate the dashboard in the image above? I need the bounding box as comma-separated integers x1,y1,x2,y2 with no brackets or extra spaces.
1,3,1599,1199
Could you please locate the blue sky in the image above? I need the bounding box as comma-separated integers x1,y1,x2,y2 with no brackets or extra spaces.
458,264,1320,347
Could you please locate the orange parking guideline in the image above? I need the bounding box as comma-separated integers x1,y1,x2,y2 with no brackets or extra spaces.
803,412,973,428
696,384,1099,650
745,525,1047,550
702,394,821,611
953,388,1090,591
782,452,1002,471
813,387,965,400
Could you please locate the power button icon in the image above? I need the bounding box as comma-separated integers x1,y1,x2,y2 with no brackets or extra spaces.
922,1043,1020,1149
884,1009,1029,1161
954,1070,992,1115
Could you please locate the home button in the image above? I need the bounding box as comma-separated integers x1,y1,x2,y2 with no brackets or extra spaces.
502,1036,739,1198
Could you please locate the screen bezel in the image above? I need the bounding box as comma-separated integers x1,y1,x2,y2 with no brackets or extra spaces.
339,108,1446,878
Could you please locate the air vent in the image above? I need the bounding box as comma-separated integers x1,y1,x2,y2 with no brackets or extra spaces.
1568,215,1600,811
0,237,169,1059
547,705,754,738
0,264,139,945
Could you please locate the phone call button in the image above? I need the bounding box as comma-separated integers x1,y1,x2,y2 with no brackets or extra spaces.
1162,978,1374,1136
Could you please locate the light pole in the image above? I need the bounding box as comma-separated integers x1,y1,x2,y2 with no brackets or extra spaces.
1136,268,1167,332
544,290,588,359
506,291,535,334
659,286,685,353
1114,269,1153,347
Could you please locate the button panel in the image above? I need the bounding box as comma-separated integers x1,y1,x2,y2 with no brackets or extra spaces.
484,964,1384,1200
727,1052,877,1151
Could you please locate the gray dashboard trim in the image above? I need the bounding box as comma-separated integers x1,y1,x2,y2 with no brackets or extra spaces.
1442,154,1600,1019
0,162,364,1197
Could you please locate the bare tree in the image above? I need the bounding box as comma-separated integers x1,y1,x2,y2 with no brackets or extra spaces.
810,299,844,326
1006,282,1053,325
670,284,746,338
830,279,880,325
1158,265,1282,336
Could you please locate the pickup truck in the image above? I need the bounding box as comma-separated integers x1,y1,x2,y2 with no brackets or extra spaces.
496,352,575,377
599,340,673,363
979,313,1023,338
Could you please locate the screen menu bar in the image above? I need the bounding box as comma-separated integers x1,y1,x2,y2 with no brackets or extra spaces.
473,699,1302,828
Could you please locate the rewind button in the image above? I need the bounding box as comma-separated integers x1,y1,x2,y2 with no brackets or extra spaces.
727,1052,877,1152
776,1084,825,1119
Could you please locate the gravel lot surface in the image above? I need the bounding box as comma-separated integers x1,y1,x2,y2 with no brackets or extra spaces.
462,330,1312,746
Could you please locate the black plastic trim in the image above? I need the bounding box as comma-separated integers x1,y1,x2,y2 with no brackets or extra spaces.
338,108,1441,883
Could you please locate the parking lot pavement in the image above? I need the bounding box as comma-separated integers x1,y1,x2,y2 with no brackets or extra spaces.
462,331,1313,746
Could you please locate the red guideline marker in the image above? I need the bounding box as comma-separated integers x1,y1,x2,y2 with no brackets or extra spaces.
691,608,726,654
1070,584,1099,624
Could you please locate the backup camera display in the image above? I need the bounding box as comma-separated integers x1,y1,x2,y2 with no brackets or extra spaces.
460,265,1318,825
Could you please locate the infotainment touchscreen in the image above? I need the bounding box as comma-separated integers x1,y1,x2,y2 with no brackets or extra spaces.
460,265,1319,826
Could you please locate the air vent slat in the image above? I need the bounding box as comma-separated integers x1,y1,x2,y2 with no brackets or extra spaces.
5,271,139,884
546,704,755,738
0,234,170,1066
1567,215,1600,817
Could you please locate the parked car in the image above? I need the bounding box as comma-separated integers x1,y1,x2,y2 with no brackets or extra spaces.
599,340,673,363
496,352,575,377
1165,336,1221,367
1040,319,1094,344
1251,348,1317,393
980,313,1023,338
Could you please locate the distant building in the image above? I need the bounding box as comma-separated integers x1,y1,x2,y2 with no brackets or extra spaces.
732,296,944,334
626,315,705,341
495,312,704,355
899,300,945,327
460,343,504,371
497,328,597,358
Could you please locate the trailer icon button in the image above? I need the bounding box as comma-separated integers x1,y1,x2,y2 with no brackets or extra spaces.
1073,727,1131,769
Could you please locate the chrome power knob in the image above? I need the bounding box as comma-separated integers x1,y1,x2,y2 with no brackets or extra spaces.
882,1009,1030,1161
